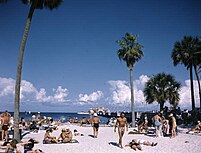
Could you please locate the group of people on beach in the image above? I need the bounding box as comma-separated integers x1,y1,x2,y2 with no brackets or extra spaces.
138,112,178,138
113,112,158,151
0,133,44,153
1,109,201,152
43,127,80,144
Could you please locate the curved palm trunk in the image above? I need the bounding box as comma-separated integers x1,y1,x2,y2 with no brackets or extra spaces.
14,3,35,141
194,66,201,109
130,68,135,127
189,66,195,110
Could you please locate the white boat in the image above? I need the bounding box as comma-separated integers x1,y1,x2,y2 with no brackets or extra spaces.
77,111,89,115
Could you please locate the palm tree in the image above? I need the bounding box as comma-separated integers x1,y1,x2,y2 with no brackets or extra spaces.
116,33,144,127
14,0,63,141
193,40,201,108
143,73,181,111
171,36,199,111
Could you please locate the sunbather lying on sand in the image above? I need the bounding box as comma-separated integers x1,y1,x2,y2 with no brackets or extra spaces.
125,139,157,151
3,138,42,153
125,139,142,151
4,139,21,153
22,138,43,153
187,121,201,134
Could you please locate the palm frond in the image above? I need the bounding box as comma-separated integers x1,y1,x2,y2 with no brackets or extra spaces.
143,73,181,108
116,33,144,69
21,0,63,10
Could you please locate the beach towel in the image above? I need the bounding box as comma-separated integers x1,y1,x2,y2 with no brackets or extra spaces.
63,139,79,143
128,131,147,134
43,139,56,144
43,139,79,144
186,131,201,136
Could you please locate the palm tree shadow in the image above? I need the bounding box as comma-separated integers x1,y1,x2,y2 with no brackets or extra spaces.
21,131,30,139
108,142,120,148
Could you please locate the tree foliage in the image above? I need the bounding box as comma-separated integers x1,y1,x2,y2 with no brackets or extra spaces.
144,73,181,111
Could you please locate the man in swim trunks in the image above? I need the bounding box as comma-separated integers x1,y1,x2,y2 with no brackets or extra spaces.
1,110,10,142
152,113,162,137
92,113,100,138
114,112,128,148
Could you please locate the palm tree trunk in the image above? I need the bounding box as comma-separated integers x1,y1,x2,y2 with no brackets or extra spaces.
130,68,135,127
190,66,195,110
160,102,164,112
194,66,201,109
14,3,35,141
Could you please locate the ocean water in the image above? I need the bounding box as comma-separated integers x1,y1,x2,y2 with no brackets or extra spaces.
3,112,109,124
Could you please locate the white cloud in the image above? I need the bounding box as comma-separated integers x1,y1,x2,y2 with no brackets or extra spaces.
107,75,149,107
78,91,104,105
178,80,200,108
107,80,131,106
0,77,15,97
0,77,70,104
1,76,200,110
107,75,200,110
133,75,150,90
36,86,69,103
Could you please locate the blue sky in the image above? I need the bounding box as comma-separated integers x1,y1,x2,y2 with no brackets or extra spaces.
0,0,201,112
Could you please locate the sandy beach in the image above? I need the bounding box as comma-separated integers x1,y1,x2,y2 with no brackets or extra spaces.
15,124,201,153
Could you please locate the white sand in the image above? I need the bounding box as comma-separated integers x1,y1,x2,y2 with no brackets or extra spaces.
20,124,201,153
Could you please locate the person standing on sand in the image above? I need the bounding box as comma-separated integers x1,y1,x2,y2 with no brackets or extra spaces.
1,110,10,142
169,113,177,138
152,113,162,137
92,113,100,138
114,112,128,148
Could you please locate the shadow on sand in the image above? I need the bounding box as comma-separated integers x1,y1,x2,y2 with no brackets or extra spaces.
88,134,95,138
108,142,120,148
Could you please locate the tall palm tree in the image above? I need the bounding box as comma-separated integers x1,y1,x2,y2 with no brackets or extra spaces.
116,33,143,127
143,73,181,111
171,36,198,111
193,40,201,108
14,0,63,141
